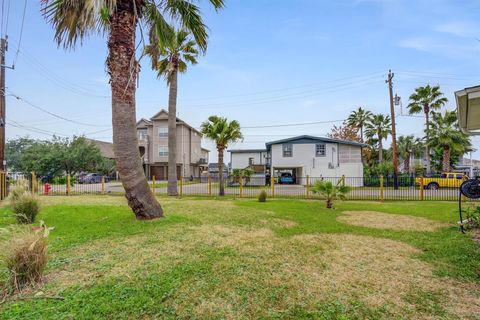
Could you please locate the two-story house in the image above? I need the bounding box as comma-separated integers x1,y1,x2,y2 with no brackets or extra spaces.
229,135,365,184
137,109,209,180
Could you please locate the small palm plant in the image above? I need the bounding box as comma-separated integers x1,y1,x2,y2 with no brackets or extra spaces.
311,180,351,209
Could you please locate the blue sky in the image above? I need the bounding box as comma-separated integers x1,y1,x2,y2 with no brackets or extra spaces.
4,0,480,160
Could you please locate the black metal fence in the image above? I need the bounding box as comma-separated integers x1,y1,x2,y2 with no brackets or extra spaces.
1,173,469,201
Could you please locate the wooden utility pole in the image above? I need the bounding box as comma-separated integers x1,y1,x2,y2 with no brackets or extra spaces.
0,37,7,172
386,70,399,189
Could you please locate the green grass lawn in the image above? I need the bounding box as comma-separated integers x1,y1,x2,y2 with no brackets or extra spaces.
0,196,479,319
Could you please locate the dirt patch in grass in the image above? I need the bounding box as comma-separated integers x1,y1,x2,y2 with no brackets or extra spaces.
337,211,448,232
41,221,479,319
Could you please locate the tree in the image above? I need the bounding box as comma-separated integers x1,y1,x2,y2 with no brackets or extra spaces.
427,111,471,172
327,121,361,142
201,116,243,196
311,180,351,209
347,107,373,143
365,114,391,162
145,29,199,196
397,135,422,173
41,0,224,219
407,85,448,174
18,136,105,177
6,137,36,172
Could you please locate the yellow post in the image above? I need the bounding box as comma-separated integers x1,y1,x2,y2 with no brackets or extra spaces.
239,176,243,198
0,171,4,200
101,176,105,195
341,175,345,187
379,175,384,201
3,172,6,200
66,174,71,195
271,175,275,198
306,175,310,199
31,172,37,194
420,177,424,201
208,176,212,197
180,177,184,198
152,175,156,195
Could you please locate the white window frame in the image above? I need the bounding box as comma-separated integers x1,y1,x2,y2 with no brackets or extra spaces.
158,146,169,157
283,144,293,157
158,127,168,138
138,129,147,141
315,143,326,157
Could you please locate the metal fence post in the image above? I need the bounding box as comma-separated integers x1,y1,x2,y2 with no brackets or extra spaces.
420,177,424,201
208,176,212,197
151,175,156,194
101,176,105,195
306,175,310,199
66,174,71,195
271,176,275,198
180,177,184,198
31,172,37,195
0,171,4,200
239,176,243,198
380,175,384,201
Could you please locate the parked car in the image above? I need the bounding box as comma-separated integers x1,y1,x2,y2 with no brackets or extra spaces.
278,172,295,184
78,173,104,184
415,172,467,189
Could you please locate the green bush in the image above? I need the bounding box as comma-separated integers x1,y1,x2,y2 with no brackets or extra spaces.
258,190,267,202
12,193,40,224
52,176,77,185
465,206,480,230
8,180,30,201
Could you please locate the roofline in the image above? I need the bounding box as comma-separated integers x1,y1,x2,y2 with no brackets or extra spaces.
265,135,367,149
149,109,202,135
201,147,210,152
228,149,267,153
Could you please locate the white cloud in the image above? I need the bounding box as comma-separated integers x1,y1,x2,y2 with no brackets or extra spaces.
434,21,480,38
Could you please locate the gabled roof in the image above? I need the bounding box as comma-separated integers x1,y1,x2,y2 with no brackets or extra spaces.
228,149,267,153
265,135,367,151
86,139,115,159
137,109,201,135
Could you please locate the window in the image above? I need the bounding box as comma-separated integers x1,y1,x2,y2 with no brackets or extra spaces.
315,144,326,157
456,174,464,179
283,144,293,157
448,174,454,179
158,146,168,157
249,157,254,166
158,127,168,137
138,129,147,141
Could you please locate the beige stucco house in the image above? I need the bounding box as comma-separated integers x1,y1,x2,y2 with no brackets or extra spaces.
137,109,209,180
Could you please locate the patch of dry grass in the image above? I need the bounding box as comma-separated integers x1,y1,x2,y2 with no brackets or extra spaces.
337,211,448,231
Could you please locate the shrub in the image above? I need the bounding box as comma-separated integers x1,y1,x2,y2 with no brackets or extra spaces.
12,193,40,224
1,222,51,292
311,180,351,209
465,206,480,230
8,179,30,202
258,190,267,202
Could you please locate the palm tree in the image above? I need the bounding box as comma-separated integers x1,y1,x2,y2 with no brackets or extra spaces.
311,180,351,209
365,114,391,162
201,116,243,196
407,85,448,174
145,29,199,196
397,135,422,173
427,111,471,172
41,0,224,219
346,107,373,143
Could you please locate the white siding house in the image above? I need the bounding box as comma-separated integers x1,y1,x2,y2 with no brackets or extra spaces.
267,135,365,185
229,149,268,169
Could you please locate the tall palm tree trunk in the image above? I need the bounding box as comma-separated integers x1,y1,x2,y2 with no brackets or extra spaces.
218,148,225,196
378,137,383,162
108,1,163,219
167,68,179,196
424,106,431,174
442,145,450,172
360,126,364,143
404,155,410,173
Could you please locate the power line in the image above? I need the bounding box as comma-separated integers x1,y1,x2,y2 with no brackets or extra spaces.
242,119,344,129
12,0,27,68
7,91,111,128
8,119,68,137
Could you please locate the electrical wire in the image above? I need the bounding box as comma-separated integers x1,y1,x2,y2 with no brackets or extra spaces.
12,0,27,68
7,91,111,128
